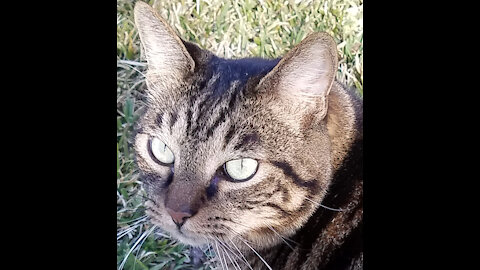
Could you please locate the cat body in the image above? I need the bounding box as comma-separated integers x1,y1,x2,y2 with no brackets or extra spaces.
133,2,362,269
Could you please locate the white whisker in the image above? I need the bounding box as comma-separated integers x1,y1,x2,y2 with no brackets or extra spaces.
118,225,157,270
215,236,244,270
218,239,240,270
302,195,347,212
117,216,150,240
237,236,272,270
229,219,297,252
204,239,214,269
117,215,149,225
227,236,254,270
206,239,214,259
219,241,230,270
133,225,156,270
214,240,226,270
117,226,138,240
266,225,296,251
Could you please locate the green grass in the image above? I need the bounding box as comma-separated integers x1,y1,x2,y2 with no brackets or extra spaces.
117,0,363,269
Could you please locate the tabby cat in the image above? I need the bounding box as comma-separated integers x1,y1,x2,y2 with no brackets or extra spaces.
133,2,362,269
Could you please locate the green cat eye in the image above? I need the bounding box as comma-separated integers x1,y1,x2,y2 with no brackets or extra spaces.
150,137,175,165
224,158,258,181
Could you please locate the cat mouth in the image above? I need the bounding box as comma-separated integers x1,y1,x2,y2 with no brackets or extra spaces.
145,202,210,246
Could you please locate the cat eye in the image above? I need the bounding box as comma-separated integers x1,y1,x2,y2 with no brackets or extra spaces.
150,137,175,165
224,158,258,181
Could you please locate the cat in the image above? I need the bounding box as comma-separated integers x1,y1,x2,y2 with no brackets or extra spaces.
133,2,362,269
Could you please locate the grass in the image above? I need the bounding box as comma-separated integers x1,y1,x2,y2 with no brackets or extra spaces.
117,0,363,269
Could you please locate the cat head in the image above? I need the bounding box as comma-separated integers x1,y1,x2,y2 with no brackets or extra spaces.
133,2,341,250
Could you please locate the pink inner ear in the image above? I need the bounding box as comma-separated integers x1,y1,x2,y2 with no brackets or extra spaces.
274,37,335,100
280,54,333,99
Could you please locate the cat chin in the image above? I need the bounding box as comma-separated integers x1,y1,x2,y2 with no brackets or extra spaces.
168,229,208,247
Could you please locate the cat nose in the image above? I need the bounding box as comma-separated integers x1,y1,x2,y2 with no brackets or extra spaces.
166,207,192,228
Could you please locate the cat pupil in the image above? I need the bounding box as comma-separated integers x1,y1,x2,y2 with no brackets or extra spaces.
150,137,174,165
224,158,258,181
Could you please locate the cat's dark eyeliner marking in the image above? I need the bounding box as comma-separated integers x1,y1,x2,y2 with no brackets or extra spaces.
163,171,174,188
271,161,319,190
206,176,219,199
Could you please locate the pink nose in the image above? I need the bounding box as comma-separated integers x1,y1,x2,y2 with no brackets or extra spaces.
166,207,192,227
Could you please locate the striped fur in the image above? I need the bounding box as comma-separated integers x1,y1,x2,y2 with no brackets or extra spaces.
133,2,362,269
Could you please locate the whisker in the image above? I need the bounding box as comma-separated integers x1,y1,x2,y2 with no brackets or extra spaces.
210,240,219,269
302,195,348,212
227,236,254,270
205,239,214,260
219,240,230,270
227,219,256,230
266,225,296,251
152,230,171,239
215,236,244,270
117,215,149,225
133,226,156,270
229,219,298,247
118,225,157,270
117,216,150,240
117,226,138,240
214,240,226,270
218,239,240,270
235,234,272,270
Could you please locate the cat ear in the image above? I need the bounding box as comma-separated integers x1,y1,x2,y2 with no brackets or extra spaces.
134,2,194,85
257,32,338,120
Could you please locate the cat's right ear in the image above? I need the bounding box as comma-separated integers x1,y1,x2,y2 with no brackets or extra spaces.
256,32,338,122
134,2,195,87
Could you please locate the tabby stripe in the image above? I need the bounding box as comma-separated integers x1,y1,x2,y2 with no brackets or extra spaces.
234,132,260,151
193,92,213,123
237,204,254,210
203,86,239,139
274,181,291,203
205,107,228,139
271,161,318,190
264,202,291,216
155,112,164,127
190,94,215,136
188,73,218,134
168,111,178,130
222,124,236,149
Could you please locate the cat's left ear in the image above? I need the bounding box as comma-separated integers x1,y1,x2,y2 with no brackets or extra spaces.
134,2,195,87
257,32,338,120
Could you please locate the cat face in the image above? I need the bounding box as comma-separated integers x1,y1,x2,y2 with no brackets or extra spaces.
133,2,339,250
